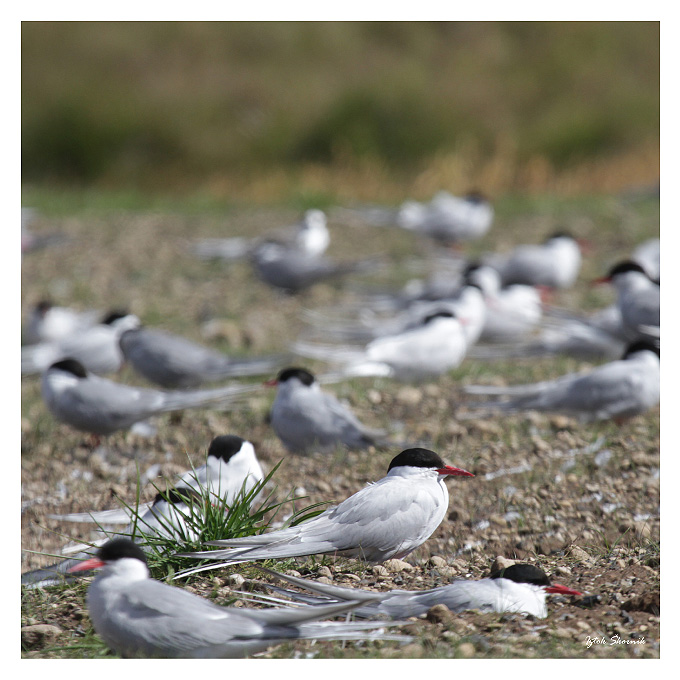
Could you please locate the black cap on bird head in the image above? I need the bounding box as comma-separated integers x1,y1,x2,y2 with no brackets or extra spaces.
622,341,659,360
388,448,446,472
489,563,551,586
275,367,316,386
49,358,88,378
98,538,148,564
208,434,247,463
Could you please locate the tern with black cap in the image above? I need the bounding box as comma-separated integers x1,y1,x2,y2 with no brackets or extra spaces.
41,358,260,435
68,538,411,658
254,562,583,620
176,448,474,577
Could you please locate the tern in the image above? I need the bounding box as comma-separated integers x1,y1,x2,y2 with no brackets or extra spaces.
461,263,543,343
463,341,660,422
254,562,583,620
40,358,260,435
48,435,265,525
175,448,474,577
594,260,660,341
193,209,330,262
23,300,101,345
265,367,389,453
119,325,285,389
300,282,486,349
250,239,379,294
22,311,140,376
294,309,469,380
396,190,494,245
483,231,582,289
22,486,209,589
468,304,628,361
67,538,411,658
632,237,660,282
21,436,265,588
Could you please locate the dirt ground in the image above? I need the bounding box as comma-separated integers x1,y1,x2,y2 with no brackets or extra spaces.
21,196,660,658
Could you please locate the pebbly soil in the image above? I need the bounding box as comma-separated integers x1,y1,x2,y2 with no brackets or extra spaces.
21,195,660,659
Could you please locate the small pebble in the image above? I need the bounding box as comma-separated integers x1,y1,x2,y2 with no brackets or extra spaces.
457,642,475,658
383,558,414,573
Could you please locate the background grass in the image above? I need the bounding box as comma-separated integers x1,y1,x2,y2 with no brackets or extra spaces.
22,21,659,200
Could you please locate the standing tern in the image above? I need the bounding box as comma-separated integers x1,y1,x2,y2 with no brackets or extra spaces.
193,209,330,262
294,309,469,380
396,190,494,245
483,231,582,289
463,341,660,422
176,448,474,576
119,325,285,389
255,563,583,620
22,436,265,588
40,358,260,435
68,538,411,658
266,367,389,454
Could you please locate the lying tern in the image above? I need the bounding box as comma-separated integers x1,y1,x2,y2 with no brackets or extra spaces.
193,209,330,262
24,300,101,345
294,308,469,380
483,231,582,289
255,563,583,620
21,436,264,588
594,260,660,341
464,341,660,422
119,325,285,389
22,311,140,376
250,240,379,294
266,367,389,454
463,263,543,343
40,358,259,435
632,237,660,282
47,435,265,526
396,190,494,245
468,304,628,361
301,282,486,348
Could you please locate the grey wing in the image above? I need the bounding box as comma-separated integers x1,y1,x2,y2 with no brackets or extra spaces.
312,478,445,559
123,329,231,388
500,246,552,285
559,362,651,417
374,580,511,618
622,288,660,329
204,509,344,559
65,378,165,431
117,580,267,651
319,391,383,445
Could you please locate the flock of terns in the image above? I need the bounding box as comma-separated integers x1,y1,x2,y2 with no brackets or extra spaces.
21,191,659,658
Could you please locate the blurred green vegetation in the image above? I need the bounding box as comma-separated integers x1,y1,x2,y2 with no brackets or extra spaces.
22,21,659,195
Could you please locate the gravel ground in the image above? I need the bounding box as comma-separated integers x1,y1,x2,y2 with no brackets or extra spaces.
21,196,660,659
